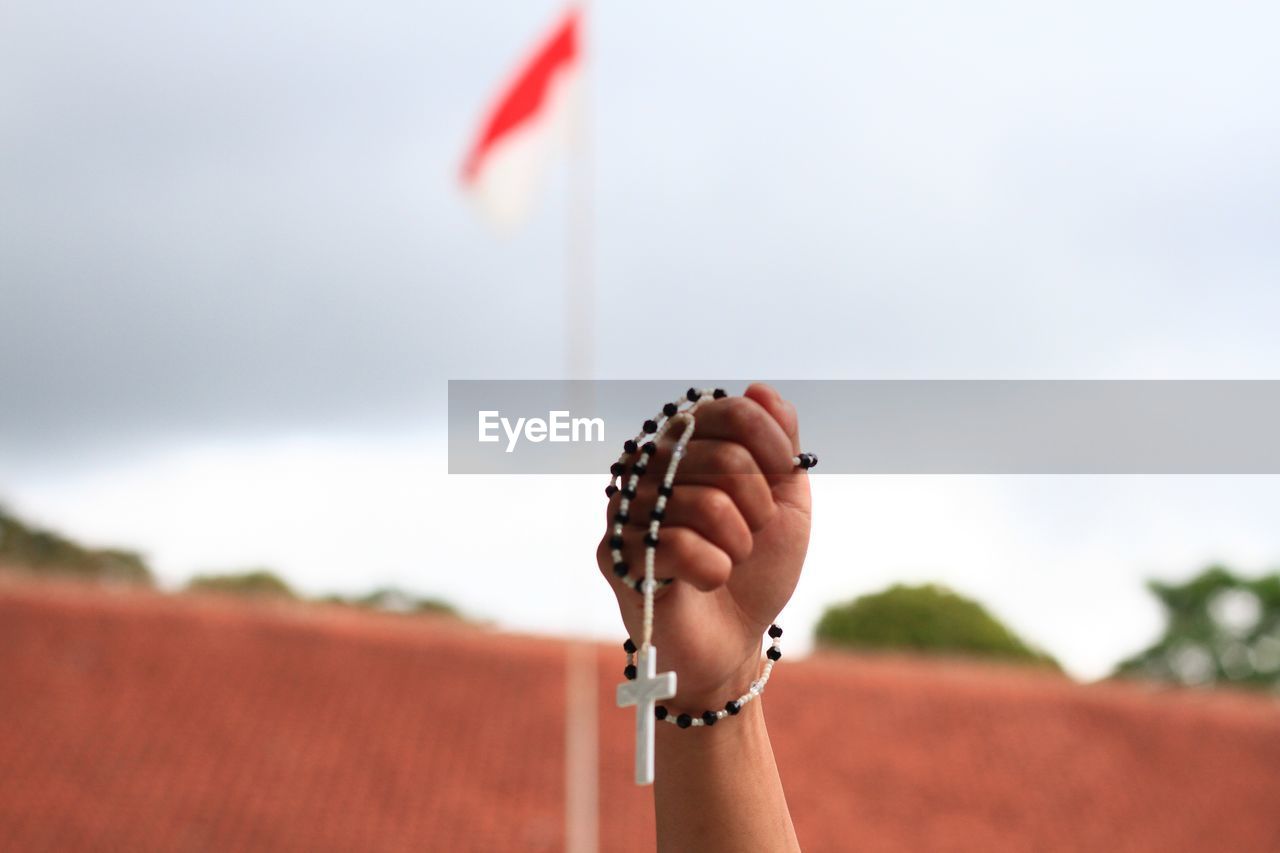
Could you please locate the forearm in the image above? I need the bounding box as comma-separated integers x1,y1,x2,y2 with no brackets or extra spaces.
654,698,800,853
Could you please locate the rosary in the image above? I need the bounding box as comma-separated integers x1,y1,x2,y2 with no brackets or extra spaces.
605,387,817,785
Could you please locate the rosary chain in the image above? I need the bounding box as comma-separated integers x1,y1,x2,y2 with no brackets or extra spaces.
607,387,817,728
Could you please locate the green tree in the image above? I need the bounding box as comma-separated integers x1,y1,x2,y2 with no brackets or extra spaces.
186,569,296,599
320,586,459,617
1114,565,1280,689
0,506,153,584
815,583,1059,669
354,587,458,616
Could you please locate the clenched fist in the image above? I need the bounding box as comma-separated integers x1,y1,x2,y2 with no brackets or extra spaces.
596,382,812,711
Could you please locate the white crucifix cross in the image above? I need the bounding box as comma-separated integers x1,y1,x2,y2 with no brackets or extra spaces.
616,645,677,785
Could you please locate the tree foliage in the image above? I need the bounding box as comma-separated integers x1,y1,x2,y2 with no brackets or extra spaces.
815,583,1059,669
1114,565,1280,689
321,586,459,617
0,506,153,584
0,504,463,618
186,569,296,599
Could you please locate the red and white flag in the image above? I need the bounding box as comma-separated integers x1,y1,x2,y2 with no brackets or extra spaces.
461,9,582,227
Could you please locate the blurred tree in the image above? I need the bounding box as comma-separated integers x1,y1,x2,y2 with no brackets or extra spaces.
1114,565,1280,689
186,569,296,599
815,583,1059,669
354,587,458,616
0,505,153,584
320,586,459,617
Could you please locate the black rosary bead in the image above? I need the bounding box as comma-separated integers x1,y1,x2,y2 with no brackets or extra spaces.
676,714,693,729
621,486,636,499
613,561,629,578
623,439,638,454
725,700,741,715
605,485,618,497
655,705,669,720
643,532,659,547
657,484,673,497
610,462,625,476
768,625,783,638
713,388,727,399
766,647,782,661
649,508,665,522
631,464,647,477
642,442,658,455
702,711,718,726
643,419,658,434
686,388,701,402
614,511,629,524
609,534,623,549
663,402,678,417
623,638,637,654
624,664,637,680
796,452,819,470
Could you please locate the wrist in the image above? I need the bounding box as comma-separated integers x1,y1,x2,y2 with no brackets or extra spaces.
654,698,800,853
668,650,765,718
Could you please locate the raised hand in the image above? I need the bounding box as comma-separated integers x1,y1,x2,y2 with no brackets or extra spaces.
596,382,812,711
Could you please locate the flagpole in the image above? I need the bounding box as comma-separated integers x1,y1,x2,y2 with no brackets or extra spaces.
564,3,599,853
566,2,593,378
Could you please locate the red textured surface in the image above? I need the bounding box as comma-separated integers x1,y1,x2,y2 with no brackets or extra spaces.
2,578,1279,852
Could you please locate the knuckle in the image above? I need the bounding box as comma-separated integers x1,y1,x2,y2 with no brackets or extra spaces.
710,441,753,476
664,531,727,590
665,527,697,562
701,550,733,589
698,488,736,528
722,397,766,435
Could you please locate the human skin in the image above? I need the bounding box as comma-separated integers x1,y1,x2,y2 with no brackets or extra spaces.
596,382,810,852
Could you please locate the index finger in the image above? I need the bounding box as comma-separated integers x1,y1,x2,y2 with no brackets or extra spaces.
686,393,796,485
743,382,801,454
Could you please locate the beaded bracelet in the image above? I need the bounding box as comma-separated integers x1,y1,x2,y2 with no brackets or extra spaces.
622,624,784,728
607,387,815,785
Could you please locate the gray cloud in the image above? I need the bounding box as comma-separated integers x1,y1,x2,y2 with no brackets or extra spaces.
4,0,1280,463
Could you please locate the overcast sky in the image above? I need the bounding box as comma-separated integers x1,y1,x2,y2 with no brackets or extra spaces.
3,1,1280,678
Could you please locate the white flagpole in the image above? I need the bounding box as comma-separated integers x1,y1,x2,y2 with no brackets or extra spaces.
566,3,594,378
564,3,599,853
